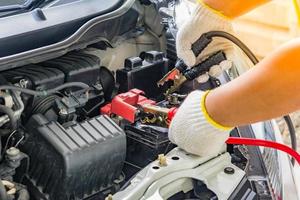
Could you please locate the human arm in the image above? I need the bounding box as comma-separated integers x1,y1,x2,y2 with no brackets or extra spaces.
199,0,300,126
206,39,300,127
169,0,298,157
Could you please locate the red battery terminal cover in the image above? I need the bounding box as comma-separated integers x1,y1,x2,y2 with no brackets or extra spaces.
100,89,156,123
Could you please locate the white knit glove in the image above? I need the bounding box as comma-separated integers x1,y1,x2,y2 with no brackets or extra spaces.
175,0,253,81
168,90,233,157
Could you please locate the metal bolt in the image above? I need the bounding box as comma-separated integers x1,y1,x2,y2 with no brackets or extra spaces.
168,95,179,105
224,167,235,174
59,108,68,115
105,194,113,200
158,154,167,166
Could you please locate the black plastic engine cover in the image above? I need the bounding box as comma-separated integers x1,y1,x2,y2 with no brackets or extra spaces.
22,114,126,200
2,64,65,90
42,52,101,87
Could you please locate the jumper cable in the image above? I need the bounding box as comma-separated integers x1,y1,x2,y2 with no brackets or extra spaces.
226,137,300,165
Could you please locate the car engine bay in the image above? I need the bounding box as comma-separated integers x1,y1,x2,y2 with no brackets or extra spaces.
0,0,295,199
0,48,250,200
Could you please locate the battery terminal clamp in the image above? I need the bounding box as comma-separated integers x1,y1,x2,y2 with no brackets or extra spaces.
165,51,226,94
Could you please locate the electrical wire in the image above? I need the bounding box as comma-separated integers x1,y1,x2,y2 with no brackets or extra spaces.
226,137,300,165
0,82,89,97
205,31,259,64
15,135,25,148
204,30,298,164
2,130,16,157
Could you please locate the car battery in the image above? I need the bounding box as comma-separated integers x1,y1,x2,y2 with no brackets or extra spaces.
123,121,175,178
116,51,168,99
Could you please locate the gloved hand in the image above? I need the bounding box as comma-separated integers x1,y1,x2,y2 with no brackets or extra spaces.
168,90,233,157
175,0,252,81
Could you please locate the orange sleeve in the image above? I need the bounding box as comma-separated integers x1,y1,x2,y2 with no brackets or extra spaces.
202,0,270,18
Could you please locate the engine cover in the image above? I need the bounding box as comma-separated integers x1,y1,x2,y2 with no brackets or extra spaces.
21,114,126,200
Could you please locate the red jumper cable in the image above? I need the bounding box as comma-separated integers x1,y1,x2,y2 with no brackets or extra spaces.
226,137,300,165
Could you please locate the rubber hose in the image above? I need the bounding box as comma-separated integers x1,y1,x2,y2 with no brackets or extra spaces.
31,95,57,114
0,105,17,136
